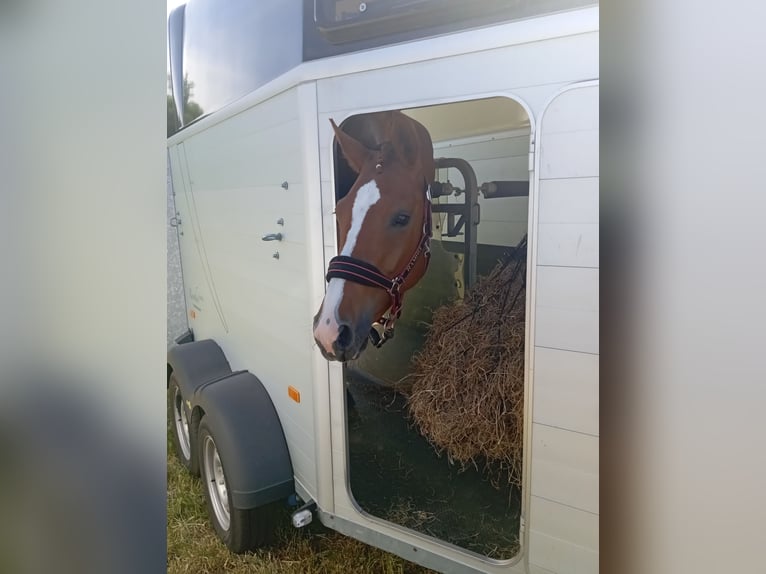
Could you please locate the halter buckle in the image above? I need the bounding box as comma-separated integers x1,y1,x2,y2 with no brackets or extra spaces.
369,321,395,348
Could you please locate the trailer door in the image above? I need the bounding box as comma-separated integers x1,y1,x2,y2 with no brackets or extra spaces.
170,141,230,334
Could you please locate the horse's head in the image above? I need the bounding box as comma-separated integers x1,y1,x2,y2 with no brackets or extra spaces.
313,112,434,362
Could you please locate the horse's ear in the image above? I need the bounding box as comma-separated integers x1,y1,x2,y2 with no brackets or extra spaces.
330,118,371,174
383,112,417,168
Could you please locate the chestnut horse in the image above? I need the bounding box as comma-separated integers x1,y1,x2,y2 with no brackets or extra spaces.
313,111,435,362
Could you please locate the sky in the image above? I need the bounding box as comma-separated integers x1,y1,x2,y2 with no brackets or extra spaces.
167,0,185,18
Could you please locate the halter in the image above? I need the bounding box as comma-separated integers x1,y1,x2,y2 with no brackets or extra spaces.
326,178,432,348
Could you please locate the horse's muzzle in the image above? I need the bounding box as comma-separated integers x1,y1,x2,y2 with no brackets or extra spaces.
313,313,369,362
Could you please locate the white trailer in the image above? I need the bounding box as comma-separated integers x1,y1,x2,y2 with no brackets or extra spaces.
167,2,599,573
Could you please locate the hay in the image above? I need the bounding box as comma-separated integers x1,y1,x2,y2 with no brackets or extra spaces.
406,236,527,489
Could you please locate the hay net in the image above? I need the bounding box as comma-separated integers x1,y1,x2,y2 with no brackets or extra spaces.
406,235,527,489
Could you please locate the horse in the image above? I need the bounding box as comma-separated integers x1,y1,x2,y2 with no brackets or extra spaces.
313,111,435,362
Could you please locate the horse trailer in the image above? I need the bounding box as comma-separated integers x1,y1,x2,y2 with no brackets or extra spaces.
167,1,599,573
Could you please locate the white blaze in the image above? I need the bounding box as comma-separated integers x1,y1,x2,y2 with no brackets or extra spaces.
314,180,380,354
341,180,381,256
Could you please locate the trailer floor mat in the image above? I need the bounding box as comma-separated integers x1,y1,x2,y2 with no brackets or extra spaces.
345,372,521,561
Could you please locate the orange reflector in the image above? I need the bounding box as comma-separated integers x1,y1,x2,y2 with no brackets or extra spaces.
190,309,196,319
288,386,301,403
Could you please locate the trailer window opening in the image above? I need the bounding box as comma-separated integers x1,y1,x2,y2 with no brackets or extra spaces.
168,0,302,133
338,97,530,561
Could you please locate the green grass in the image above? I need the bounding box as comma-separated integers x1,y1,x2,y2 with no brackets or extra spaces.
167,430,436,574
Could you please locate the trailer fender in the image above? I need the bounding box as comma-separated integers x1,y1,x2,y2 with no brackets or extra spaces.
167,339,232,397
196,371,294,510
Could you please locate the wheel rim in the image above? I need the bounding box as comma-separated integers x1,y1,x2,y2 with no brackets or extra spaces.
203,435,230,530
173,387,191,460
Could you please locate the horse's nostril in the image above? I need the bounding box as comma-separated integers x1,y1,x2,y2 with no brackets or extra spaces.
336,323,353,350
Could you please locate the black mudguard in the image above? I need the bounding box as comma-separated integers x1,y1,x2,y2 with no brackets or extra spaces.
167,339,294,509
167,339,232,397
195,371,295,509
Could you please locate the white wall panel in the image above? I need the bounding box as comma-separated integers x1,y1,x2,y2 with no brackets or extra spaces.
538,177,598,224
533,347,599,436
534,307,598,355
184,88,301,189
528,81,599,574
316,32,599,115
536,223,598,268
530,495,598,551
539,129,599,180
529,531,599,574
530,424,599,513
175,86,320,497
191,187,307,242
540,86,599,134
529,495,598,574
534,266,598,353
434,133,529,159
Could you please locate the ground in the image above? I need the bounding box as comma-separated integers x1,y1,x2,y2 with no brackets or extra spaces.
167,426,435,573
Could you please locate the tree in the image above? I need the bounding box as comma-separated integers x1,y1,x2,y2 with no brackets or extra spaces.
167,73,204,137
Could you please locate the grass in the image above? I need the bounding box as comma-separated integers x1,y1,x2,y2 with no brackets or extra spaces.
167,429,436,574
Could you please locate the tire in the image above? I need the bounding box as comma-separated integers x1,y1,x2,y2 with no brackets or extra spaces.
168,374,198,475
198,416,280,553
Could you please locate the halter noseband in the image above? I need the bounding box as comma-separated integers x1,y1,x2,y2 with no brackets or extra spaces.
326,181,432,348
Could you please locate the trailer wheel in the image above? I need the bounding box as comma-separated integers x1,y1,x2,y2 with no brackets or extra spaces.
168,375,197,475
198,416,279,552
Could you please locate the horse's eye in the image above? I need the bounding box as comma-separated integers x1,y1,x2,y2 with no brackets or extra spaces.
392,213,411,227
